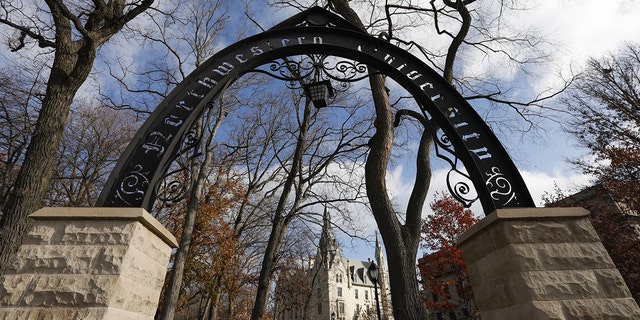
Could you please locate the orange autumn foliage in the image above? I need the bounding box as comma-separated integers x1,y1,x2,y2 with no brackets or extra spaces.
163,176,246,312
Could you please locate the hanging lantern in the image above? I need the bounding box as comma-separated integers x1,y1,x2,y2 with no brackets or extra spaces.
304,80,334,108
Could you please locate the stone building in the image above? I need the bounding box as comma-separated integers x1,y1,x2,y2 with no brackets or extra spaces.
552,184,639,221
275,213,393,320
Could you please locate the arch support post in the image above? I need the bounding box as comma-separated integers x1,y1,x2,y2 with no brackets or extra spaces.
457,207,640,319
0,207,177,320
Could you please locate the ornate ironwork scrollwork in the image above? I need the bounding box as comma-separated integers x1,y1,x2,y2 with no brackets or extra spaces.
485,166,519,206
244,54,373,94
114,164,150,206
153,125,202,208
433,128,479,208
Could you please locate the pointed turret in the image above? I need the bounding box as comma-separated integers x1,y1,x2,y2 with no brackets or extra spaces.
318,206,341,270
375,232,394,319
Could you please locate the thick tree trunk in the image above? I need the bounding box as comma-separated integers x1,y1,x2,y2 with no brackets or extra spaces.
382,230,425,319
365,74,428,320
0,0,153,279
0,40,95,277
330,2,430,318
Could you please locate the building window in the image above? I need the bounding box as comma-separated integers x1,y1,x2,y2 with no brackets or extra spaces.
339,302,345,315
355,289,359,299
336,273,343,283
365,290,369,300
337,287,343,297
318,302,322,315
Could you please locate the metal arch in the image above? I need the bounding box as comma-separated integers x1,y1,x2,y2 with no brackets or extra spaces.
96,7,535,214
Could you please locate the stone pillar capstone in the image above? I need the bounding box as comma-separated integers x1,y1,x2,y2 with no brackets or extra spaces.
457,207,640,320
0,207,178,320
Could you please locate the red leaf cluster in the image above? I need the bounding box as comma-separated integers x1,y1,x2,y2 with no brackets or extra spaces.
418,193,479,317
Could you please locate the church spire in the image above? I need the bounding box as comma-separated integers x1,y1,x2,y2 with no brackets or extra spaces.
375,232,393,318
318,206,340,269
375,231,382,262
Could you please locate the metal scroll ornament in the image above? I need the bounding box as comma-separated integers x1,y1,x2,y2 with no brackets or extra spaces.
433,128,479,208
246,54,371,92
153,124,202,209
485,166,518,206
113,164,150,206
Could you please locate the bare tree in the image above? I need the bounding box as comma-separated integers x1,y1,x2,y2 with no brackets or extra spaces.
0,67,43,210
90,1,238,318
157,101,228,320
0,0,156,276
320,1,573,319
44,102,137,206
205,68,373,320
562,43,640,211
100,0,233,114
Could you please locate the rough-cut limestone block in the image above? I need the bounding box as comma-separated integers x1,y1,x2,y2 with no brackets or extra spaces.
0,307,151,320
9,245,128,275
470,270,607,309
592,268,636,299
21,220,137,246
0,207,177,320
3,274,115,307
520,270,603,301
458,207,594,263
128,222,174,263
481,298,640,320
470,242,615,282
560,298,640,319
479,301,565,320
458,208,640,320
495,218,600,245
119,245,169,289
108,276,166,316
62,221,137,245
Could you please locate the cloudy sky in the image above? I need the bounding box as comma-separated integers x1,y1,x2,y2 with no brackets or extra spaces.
2,0,636,261
106,0,640,260
322,0,640,260
481,0,639,202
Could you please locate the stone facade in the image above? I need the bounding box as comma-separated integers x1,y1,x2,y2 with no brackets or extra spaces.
0,207,178,320
275,213,393,320
457,207,640,319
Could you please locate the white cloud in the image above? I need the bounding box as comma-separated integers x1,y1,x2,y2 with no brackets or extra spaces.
510,0,640,92
521,169,592,207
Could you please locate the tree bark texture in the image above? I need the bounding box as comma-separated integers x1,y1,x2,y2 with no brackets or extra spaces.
0,0,155,278
0,35,96,277
330,1,430,318
250,218,288,320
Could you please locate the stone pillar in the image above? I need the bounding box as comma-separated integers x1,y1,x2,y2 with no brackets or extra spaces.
0,207,178,320
457,207,640,320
